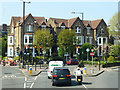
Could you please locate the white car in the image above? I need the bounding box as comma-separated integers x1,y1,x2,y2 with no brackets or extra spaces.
47,61,63,79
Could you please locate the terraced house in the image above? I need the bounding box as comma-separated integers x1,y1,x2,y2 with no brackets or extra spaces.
7,13,109,58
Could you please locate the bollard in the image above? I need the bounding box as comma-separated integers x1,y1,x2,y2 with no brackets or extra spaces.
84,67,87,75
30,68,32,74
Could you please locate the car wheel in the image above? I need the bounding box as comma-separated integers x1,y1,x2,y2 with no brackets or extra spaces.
52,82,55,86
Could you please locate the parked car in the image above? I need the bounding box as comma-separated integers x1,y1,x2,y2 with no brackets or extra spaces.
10,61,17,66
52,67,71,86
67,59,79,65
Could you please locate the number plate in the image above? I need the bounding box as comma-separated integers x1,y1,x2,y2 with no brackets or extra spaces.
78,79,81,81
60,78,65,79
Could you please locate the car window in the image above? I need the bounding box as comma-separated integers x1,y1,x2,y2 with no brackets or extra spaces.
53,69,70,75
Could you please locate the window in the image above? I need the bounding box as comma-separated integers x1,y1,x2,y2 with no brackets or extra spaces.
76,36,82,45
103,38,106,44
89,37,93,44
76,27,81,33
29,36,33,43
10,48,12,56
41,25,46,30
99,38,101,44
27,25,33,32
25,37,27,43
86,37,88,43
87,27,90,34
61,26,65,30
10,37,12,43
100,28,104,35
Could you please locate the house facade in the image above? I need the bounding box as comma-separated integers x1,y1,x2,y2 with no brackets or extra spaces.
7,13,109,57
7,13,50,57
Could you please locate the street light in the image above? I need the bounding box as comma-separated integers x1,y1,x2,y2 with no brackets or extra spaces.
71,11,84,67
21,0,31,68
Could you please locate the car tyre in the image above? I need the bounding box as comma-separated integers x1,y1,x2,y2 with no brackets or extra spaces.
52,82,55,86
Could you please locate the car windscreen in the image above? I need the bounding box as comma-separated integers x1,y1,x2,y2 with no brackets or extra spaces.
53,69,70,75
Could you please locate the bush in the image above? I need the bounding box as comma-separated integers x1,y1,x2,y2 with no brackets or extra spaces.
14,56,19,61
107,56,115,62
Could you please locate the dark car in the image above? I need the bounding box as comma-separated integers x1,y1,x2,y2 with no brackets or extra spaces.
67,59,79,65
52,67,71,86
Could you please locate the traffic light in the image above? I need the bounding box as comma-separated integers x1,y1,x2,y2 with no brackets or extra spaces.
34,45,38,56
78,46,80,53
40,46,42,56
27,45,30,53
16,47,19,53
24,46,26,53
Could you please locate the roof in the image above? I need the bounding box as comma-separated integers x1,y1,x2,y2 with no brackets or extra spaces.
83,19,103,29
49,17,79,28
11,13,49,27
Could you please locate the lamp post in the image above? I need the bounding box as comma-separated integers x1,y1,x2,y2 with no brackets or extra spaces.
32,20,37,66
71,11,84,67
21,0,30,68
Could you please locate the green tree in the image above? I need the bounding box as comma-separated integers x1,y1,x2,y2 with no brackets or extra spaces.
109,12,120,39
2,35,7,59
34,29,54,54
109,45,120,57
58,29,76,58
81,43,93,60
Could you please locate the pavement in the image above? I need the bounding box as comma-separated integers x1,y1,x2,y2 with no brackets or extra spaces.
19,65,46,76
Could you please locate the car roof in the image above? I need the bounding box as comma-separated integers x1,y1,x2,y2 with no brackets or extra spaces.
54,67,69,70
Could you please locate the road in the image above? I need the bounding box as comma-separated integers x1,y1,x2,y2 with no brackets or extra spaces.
2,66,25,88
2,65,119,88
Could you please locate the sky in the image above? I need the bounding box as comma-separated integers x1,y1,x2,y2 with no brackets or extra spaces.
0,0,119,25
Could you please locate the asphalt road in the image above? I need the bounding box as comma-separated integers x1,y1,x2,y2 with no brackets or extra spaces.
32,68,119,88
2,66,25,88
1,65,119,88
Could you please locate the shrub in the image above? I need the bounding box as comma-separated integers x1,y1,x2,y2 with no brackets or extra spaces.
107,56,115,62
14,56,19,61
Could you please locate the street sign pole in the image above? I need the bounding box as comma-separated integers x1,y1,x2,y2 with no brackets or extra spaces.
90,49,94,73
86,48,90,61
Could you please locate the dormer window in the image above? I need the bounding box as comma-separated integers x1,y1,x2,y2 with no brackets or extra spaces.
61,26,65,30
100,28,104,35
27,25,33,32
87,27,90,34
76,27,81,33
41,25,46,30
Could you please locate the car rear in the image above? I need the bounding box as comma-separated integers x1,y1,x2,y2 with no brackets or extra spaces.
52,67,71,86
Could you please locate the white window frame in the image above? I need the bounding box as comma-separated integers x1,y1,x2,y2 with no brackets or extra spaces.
27,25,33,32
61,26,65,30
8,47,13,57
89,37,93,44
41,25,46,30
24,35,33,45
86,36,88,43
76,36,82,45
87,27,90,34
76,27,81,33
8,36,13,45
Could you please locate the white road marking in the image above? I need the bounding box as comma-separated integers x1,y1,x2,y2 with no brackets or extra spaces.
24,83,26,88
30,82,34,88
82,84,87,89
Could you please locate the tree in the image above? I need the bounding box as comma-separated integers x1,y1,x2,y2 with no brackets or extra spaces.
34,29,54,55
109,45,120,57
109,12,120,40
1,35,7,59
81,43,93,60
58,29,76,58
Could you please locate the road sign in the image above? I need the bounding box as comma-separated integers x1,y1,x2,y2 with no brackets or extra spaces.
86,48,90,52
90,52,94,56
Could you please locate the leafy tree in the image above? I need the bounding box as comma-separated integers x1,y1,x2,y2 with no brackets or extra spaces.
109,45,120,57
58,29,76,58
81,43,93,60
1,35,7,59
109,12,120,40
34,29,54,55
